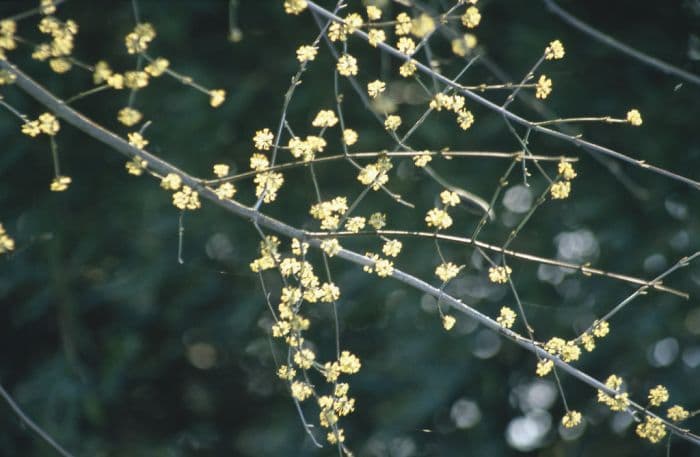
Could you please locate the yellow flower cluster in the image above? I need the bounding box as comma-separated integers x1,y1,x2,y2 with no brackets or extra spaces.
451,34,477,57
50,175,71,192
442,314,456,331
597,374,630,411
425,208,453,230
254,171,284,203
288,135,326,162
117,107,143,127
310,196,348,230
125,22,155,54
384,115,402,131
367,80,386,99
312,109,339,128
545,40,565,60
544,337,581,362
145,57,169,77
397,37,416,56
337,54,358,77
382,239,402,257
667,405,689,422
535,75,552,100
357,157,392,190
488,265,512,284
435,262,460,282
0,20,17,60
551,160,577,200
320,238,341,257
496,306,516,329
368,28,386,47
626,109,643,126
343,128,358,146
160,173,182,190
253,128,274,150
283,0,307,15
648,385,669,407
635,416,666,444
363,252,394,277
429,93,474,131
536,359,554,376
461,6,482,29
127,132,148,149
411,14,436,38
296,45,317,63
0,223,15,254
21,112,60,137
33,16,79,73
345,216,366,233
172,185,201,210
440,190,460,207
125,157,148,176
0,69,16,85
561,410,582,428
413,152,432,167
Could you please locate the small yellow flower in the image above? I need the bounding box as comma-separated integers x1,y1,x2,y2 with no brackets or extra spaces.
327,429,345,444
38,112,59,135
496,306,516,329
648,385,669,407
384,115,402,131
124,70,149,89
435,262,460,282
343,128,358,146
456,109,474,130
545,40,565,60
440,190,460,207
293,348,316,369
0,223,15,254
344,13,363,33
488,266,512,284
367,80,386,98
399,60,417,77
536,359,554,377
21,120,41,137
320,238,341,257
173,185,201,210
397,37,416,56
212,163,230,178
290,381,313,401
312,110,338,128
125,157,148,175
413,153,432,167
636,416,666,443
337,54,358,77
144,57,169,77
283,0,307,15
461,7,481,28
395,12,412,35
296,45,317,63
382,239,402,258
535,74,552,99
368,212,386,229
550,181,571,199
425,208,452,230
442,314,456,331
367,28,386,47
209,89,226,107
562,410,582,428
558,161,577,180
117,107,142,127
451,34,477,57
626,109,642,126
127,132,148,149
49,58,71,73
160,173,182,190
50,175,71,192
253,128,274,150
667,405,689,422
592,320,610,338
338,351,361,374
366,5,382,21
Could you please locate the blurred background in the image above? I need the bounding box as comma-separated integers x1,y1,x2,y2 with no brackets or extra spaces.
1,0,699,456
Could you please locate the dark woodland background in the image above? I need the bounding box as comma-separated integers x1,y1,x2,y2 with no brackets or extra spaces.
1,0,699,456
